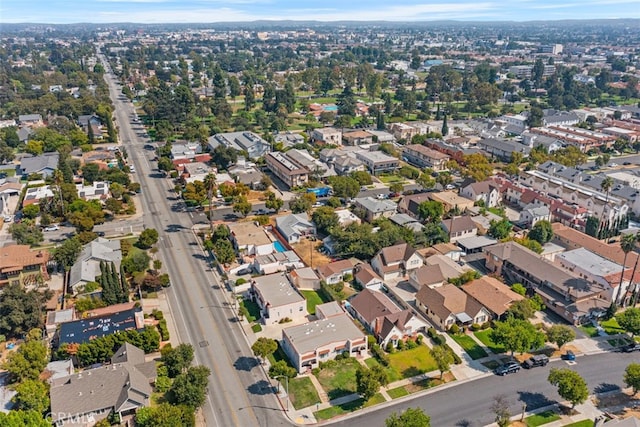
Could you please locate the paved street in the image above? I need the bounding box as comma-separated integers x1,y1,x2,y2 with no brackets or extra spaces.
99,53,288,427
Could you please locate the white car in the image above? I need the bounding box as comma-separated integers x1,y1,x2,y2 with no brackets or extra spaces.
129,166,136,173
44,225,59,232
609,163,619,167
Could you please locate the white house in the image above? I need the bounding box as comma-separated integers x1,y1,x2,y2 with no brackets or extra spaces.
371,243,423,281
250,272,307,325
228,222,274,256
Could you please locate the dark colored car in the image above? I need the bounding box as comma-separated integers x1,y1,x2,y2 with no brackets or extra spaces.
96,231,106,237
561,350,576,361
624,161,632,166
522,354,549,369
495,361,521,376
237,268,252,276
619,343,640,353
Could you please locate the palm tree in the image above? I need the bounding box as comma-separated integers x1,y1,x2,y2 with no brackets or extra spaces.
619,233,638,305
203,173,217,232
599,176,614,237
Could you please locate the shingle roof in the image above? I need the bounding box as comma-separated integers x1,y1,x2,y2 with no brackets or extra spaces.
416,283,484,323
462,276,524,317
441,215,477,234
20,152,59,174
349,289,401,324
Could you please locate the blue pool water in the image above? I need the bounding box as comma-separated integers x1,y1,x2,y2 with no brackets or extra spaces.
323,105,338,111
274,241,287,252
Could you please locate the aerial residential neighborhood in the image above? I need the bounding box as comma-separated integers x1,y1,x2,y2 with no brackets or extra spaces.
2,12,640,427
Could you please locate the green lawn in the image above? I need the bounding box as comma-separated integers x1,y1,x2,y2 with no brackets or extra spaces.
475,329,506,354
563,420,594,427
288,377,321,410
364,357,402,383
316,358,360,400
301,290,329,315
378,174,406,184
363,393,385,408
601,318,625,335
525,410,561,427
579,324,599,338
450,334,488,360
240,298,261,323
387,345,438,378
387,386,409,399
314,398,364,420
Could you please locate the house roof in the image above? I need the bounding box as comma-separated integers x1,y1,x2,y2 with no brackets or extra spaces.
378,311,417,340
58,307,144,345
276,213,314,239
20,153,59,174
50,344,154,422
0,244,49,275
349,289,401,324
315,301,344,319
355,197,398,213
69,238,122,289
354,263,383,286
316,259,355,278
441,215,477,234
410,264,447,287
416,283,485,323
228,222,272,246
398,193,433,215
251,272,305,307
464,180,499,195
462,277,524,317
376,243,416,266
282,313,364,355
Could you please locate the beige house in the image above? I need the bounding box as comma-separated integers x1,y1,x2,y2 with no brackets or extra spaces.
250,272,307,324
461,277,524,319
371,243,423,280
429,191,475,213
415,283,491,331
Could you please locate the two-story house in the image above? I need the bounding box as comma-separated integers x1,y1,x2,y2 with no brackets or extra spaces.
440,216,478,243
371,243,423,281
250,272,307,325
460,181,502,208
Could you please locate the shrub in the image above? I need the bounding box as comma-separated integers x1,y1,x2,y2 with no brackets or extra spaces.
251,324,262,333
152,309,164,321
432,334,446,346
367,335,377,346
158,319,170,341
481,321,492,330
236,278,247,286
278,317,292,324
155,375,172,392
427,327,438,339
406,339,418,350
312,367,321,376
416,334,423,345
397,340,406,351
470,323,481,332
371,344,390,366
449,324,460,334
385,341,396,353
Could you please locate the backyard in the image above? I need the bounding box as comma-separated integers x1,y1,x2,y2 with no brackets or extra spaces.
300,290,329,315
450,333,488,360
475,329,506,354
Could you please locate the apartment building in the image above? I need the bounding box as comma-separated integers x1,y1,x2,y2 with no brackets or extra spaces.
402,144,450,171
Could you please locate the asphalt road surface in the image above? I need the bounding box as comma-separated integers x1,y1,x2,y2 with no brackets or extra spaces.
337,351,634,427
99,52,287,427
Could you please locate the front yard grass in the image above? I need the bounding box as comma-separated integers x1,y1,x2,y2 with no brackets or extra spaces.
563,420,594,427
579,324,599,338
450,334,488,360
240,298,261,323
475,329,506,354
300,290,329,315
524,410,561,427
314,398,364,420
288,377,321,410
364,357,402,383
387,345,438,378
601,318,625,335
378,174,406,184
387,386,409,399
316,358,360,400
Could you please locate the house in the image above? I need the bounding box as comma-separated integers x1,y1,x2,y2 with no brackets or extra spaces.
76,181,110,201
281,313,367,372
397,193,433,218
333,155,365,175
18,114,44,127
461,276,524,320
477,138,531,161
519,203,551,227
250,272,307,325
310,127,342,145
182,162,216,184
19,152,60,178
484,241,609,324
0,244,50,287
402,144,450,171
45,308,76,338
57,307,145,346
316,259,354,285
265,151,309,188
456,235,498,255
441,216,478,243
342,130,374,146
389,122,419,141
460,181,501,208
420,242,465,261
274,131,305,148
315,301,345,319
50,343,156,426
287,267,321,290
390,213,424,233
77,114,102,131
207,131,270,159
415,283,491,331
429,191,475,213
228,222,274,256
371,243,423,281
21,185,55,206
354,263,384,291
353,197,397,222
170,141,202,160
408,264,448,290
347,289,427,347
334,209,361,227
17,126,34,142
355,151,399,175
285,149,333,179
69,238,122,294
252,251,304,275
276,213,316,244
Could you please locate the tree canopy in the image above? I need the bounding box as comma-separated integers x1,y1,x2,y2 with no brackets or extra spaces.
490,317,545,356
547,368,589,408
385,408,431,427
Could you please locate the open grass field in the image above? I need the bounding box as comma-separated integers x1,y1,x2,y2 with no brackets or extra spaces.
316,358,360,400
387,345,438,378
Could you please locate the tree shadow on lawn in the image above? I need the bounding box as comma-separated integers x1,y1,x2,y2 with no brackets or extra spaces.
401,366,425,379
327,388,355,401
517,391,555,410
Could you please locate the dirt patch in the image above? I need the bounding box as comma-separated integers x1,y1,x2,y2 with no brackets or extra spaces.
292,239,332,268
247,190,265,203
595,391,639,411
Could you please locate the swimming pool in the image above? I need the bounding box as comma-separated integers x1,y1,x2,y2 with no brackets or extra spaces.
274,241,287,252
323,105,338,112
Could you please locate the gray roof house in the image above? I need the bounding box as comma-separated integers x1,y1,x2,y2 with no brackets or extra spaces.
50,343,156,426
276,213,316,244
69,238,122,294
354,197,397,222
208,131,270,159
19,152,59,178
17,126,34,142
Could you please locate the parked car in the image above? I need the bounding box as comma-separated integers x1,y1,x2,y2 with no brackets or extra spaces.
561,350,576,361
237,268,252,276
522,354,549,369
624,161,632,166
44,225,59,232
495,361,521,376
96,231,106,237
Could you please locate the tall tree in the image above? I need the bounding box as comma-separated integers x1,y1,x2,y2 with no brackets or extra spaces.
547,368,589,409
431,345,454,379
385,408,431,427
251,337,277,364
624,363,640,395
617,308,640,336
620,233,638,304
546,325,576,349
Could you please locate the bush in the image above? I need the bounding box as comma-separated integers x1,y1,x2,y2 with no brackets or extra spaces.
312,367,321,376
367,335,377,346
427,327,438,339
416,334,423,345
158,319,170,341
371,344,390,366
155,375,172,392
443,344,462,364
335,352,351,361
449,324,460,334
152,309,164,321
236,278,247,286
481,321,492,330
406,339,418,350
470,323,481,332
251,324,262,333
432,334,446,346
278,317,292,324
397,340,406,351
385,341,395,353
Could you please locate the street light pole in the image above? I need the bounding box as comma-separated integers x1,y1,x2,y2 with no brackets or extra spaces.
274,375,289,411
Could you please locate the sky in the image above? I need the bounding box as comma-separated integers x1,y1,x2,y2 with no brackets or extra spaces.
2,0,640,24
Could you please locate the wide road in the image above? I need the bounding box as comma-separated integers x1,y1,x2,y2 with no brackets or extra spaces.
338,351,636,427
98,52,288,427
